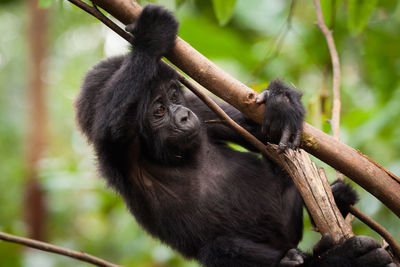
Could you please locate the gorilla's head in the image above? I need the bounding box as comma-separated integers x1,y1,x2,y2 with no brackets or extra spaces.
141,78,201,164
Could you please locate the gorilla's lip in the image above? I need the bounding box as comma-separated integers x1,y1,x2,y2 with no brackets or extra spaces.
184,130,200,140
170,128,199,141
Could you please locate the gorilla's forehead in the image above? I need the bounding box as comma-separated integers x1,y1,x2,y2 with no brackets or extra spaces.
151,79,182,97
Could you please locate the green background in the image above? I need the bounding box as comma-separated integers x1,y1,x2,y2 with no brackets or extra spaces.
0,0,399,266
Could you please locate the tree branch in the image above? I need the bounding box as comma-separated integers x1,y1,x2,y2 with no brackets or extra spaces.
349,206,400,259
313,0,345,182
313,0,341,141
0,231,120,267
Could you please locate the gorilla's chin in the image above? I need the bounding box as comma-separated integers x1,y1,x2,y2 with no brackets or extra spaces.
166,128,201,154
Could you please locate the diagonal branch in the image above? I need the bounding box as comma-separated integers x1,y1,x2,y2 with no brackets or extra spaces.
0,231,120,267
349,206,400,259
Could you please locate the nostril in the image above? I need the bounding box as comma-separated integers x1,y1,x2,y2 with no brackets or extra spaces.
180,115,188,122
180,111,190,123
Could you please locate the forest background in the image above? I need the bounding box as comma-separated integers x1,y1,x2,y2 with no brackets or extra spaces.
0,0,399,266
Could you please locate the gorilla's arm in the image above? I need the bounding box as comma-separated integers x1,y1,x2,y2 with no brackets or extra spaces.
89,5,178,145
75,55,125,142
75,5,179,194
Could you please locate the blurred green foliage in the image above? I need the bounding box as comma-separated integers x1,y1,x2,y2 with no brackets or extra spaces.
0,0,399,266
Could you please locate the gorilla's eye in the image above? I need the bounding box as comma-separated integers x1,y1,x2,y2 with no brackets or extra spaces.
154,105,166,116
170,91,178,102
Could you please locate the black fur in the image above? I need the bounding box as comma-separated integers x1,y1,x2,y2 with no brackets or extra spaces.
75,4,394,267
332,180,359,217
262,80,304,145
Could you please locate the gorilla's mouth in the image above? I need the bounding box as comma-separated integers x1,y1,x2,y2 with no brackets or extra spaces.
170,128,200,142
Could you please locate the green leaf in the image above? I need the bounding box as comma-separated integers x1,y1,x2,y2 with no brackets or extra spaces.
38,0,54,8
211,0,237,26
321,0,343,27
347,0,378,35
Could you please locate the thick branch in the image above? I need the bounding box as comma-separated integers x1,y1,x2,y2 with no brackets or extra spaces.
0,231,120,267
88,0,400,219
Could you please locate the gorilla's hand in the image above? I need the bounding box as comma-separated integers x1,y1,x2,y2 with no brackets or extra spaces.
279,248,306,266
256,80,305,152
313,234,395,267
125,4,179,58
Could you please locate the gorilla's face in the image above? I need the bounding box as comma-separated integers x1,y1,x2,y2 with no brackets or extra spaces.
144,81,201,161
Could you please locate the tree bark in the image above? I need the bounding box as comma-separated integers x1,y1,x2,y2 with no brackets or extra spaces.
92,0,400,218
25,0,49,241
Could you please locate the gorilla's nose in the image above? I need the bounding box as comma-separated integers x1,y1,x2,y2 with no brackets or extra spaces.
175,108,190,124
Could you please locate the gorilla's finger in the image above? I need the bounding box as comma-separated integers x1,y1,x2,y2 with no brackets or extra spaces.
292,130,302,149
279,260,302,267
313,233,334,255
354,248,393,266
278,126,291,153
125,23,136,33
256,90,269,104
280,249,304,267
343,236,381,257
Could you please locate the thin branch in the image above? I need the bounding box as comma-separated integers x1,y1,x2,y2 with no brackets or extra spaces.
313,0,344,181
349,206,400,260
313,0,341,140
0,231,120,267
68,0,133,43
248,0,296,82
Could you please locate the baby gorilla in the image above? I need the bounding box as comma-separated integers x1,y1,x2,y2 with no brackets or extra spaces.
75,4,395,267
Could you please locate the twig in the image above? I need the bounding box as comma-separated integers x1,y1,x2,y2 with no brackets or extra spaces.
349,206,400,260
0,231,120,267
248,0,296,82
313,0,344,181
68,0,133,43
313,0,341,140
